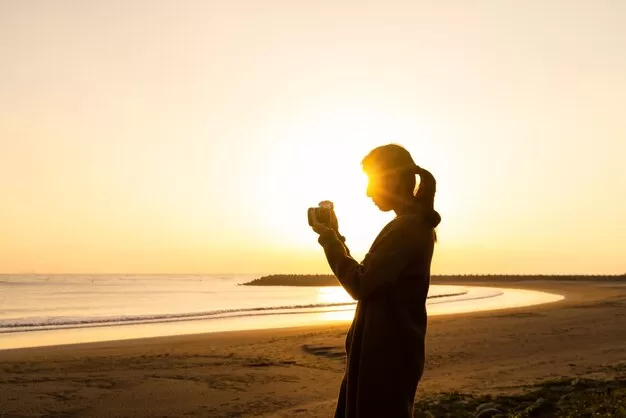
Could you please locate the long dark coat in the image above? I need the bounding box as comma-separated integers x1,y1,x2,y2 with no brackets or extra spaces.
317,207,437,418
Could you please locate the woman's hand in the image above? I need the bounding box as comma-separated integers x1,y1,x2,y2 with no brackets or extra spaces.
312,206,341,239
311,201,340,236
320,201,340,232
311,222,333,235
329,210,340,233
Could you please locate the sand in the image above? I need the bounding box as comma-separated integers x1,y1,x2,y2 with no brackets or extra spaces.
1,279,625,417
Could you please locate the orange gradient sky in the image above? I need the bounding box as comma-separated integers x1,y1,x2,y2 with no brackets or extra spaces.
1,0,624,275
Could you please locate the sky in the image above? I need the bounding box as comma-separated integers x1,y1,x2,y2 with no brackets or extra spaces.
1,0,624,275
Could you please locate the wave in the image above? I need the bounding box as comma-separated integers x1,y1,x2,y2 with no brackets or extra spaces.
0,290,473,334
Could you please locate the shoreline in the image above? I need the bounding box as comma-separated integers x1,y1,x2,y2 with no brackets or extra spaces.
1,279,625,417
0,280,582,356
0,284,562,351
0,289,469,334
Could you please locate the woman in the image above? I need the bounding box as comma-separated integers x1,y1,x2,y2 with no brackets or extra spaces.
311,144,441,418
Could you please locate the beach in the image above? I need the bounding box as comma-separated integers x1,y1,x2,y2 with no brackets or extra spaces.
1,279,625,417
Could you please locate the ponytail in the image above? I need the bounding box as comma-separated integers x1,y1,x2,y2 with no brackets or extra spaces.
413,164,441,228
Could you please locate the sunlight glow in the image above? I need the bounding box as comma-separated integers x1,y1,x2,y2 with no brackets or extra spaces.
316,286,354,304
255,103,442,258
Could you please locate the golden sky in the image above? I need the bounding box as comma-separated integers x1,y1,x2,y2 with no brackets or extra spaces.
1,0,624,275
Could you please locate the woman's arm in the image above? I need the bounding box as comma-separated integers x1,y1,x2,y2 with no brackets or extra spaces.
336,233,351,258
317,219,423,301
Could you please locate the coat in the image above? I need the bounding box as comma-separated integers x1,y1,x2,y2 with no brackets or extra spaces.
317,206,437,418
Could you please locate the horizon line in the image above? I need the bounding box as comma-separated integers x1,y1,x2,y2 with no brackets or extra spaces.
1,272,624,277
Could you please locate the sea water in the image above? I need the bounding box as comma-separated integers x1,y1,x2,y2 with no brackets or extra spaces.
0,274,562,350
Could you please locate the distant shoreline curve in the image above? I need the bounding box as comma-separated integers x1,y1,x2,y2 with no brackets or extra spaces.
241,274,626,287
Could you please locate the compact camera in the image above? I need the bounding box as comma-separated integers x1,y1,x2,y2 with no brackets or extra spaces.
307,201,334,226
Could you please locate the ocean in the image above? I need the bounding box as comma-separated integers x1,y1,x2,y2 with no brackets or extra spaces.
0,274,561,350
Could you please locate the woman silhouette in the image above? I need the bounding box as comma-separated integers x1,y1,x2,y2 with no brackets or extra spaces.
311,144,441,418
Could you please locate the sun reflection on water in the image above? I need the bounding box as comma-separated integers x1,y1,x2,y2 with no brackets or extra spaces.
316,286,354,304
316,286,357,321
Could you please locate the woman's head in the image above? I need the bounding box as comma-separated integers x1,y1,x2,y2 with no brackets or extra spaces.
362,144,440,226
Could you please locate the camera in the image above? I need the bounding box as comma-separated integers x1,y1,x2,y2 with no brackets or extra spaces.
307,201,334,226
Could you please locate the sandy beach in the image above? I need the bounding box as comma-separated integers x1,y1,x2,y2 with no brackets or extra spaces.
1,279,625,417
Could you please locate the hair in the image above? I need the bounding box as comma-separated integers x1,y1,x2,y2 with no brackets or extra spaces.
361,144,441,228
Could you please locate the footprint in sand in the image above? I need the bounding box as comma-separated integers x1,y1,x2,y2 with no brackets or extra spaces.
302,344,346,360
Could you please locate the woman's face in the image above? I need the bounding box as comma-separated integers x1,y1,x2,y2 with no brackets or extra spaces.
365,172,396,212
